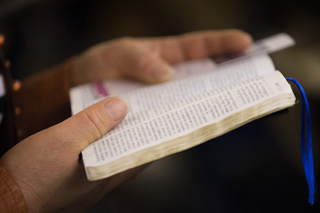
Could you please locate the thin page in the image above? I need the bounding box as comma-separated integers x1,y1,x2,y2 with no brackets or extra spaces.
70,54,275,115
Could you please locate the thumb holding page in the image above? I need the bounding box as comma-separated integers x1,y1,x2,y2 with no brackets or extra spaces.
0,97,137,212
59,97,131,152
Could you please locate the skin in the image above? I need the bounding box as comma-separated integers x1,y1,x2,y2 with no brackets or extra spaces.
0,29,251,212
72,29,252,85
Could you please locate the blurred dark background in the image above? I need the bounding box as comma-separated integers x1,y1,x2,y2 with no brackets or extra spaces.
1,0,320,212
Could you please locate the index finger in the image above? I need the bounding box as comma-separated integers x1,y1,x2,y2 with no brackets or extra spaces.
144,29,252,64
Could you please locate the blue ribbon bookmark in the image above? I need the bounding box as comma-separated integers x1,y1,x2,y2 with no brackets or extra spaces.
286,78,315,205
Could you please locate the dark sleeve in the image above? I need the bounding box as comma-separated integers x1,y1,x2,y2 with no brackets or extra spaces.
14,58,75,141
0,167,28,213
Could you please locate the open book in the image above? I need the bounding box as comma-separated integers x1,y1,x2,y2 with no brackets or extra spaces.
70,33,296,181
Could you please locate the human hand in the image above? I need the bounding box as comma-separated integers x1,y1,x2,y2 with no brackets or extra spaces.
0,30,252,212
72,29,252,86
0,97,145,212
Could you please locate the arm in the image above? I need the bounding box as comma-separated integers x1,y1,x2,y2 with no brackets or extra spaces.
2,29,251,212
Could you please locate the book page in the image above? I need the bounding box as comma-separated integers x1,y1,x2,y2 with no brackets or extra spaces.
71,33,294,115
82,71,294,171
70,54,275,115
105,55,275,115
98,54,274,101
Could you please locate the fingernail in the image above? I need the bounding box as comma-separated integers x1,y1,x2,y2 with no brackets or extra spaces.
150,65,174,81
105,97,130,121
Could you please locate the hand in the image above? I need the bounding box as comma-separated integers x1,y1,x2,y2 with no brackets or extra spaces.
0,29,252,212
0,97,145,212
72,29,252,85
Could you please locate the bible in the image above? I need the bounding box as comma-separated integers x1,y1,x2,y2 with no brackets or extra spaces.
70,33,296,181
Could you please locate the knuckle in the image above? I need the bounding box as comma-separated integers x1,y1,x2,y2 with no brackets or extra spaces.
81,109,110,141
117,36,135,46
136,52,155,71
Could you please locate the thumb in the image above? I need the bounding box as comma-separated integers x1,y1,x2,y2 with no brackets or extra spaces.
51,97,130,152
